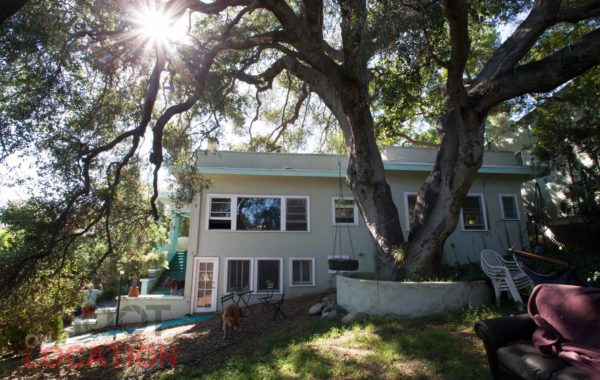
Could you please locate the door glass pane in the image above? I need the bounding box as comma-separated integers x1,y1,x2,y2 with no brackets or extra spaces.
196,260,215,309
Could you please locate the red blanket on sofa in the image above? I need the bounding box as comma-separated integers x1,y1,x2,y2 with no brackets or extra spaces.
528,284,600,377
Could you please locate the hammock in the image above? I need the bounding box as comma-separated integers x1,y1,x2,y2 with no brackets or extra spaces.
510,249,577,285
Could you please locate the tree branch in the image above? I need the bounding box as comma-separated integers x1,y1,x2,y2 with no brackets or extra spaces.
149,94,201,219
398,132,440,148
557,0,600,22
441,0,469,104
472,0,600,88
474,28,600,111
270,83,310,147
186,0,253,14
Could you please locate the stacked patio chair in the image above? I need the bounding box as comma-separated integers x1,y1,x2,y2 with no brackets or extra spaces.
480,249,533,307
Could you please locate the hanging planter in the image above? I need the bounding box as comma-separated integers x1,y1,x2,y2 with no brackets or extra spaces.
328,258,359,271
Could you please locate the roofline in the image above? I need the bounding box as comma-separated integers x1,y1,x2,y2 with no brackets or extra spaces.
197,163,537,177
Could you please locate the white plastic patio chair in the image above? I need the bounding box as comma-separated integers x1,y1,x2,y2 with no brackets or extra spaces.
480,249,533,307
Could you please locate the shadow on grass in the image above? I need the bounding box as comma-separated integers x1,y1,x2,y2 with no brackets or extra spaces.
158,304,521,380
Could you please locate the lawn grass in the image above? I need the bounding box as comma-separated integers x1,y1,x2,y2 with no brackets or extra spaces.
155,305,518,380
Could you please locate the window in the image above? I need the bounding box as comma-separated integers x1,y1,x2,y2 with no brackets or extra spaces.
255,258,283,293
225,258,252,293
207,195,309,231
461,194,487,231
237,197,281,231
404,193,418,231
500,194,519,220
290,257,315,287
209,197,232,230
333,198,358,225
286,198,308,231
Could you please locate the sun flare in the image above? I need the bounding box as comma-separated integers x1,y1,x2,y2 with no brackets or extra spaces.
130,2,187,49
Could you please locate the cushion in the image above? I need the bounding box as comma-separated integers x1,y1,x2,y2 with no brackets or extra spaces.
551,366,593,380
497,342,568,380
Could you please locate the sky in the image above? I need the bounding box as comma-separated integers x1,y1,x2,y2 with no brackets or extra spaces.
0,9,527,207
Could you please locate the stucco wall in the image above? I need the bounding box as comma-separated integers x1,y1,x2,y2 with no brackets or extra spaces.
337,274,493,317
182,152,530,311
386,171,530,264
187,175,374,309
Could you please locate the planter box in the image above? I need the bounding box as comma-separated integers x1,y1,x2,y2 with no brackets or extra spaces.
337,273,492,318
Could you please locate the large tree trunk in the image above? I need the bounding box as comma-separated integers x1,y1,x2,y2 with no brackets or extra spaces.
402,107,486,280
342,80,405,280
337,1,405,280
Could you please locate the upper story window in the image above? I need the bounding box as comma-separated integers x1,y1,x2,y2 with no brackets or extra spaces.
207,195,309,231
461,194,488,231
209,197,232,230
286,198,308,231
237,197,281,231
333,197,359,225
500,194,519,220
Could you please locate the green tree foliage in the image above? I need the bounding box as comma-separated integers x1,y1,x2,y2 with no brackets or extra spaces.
1,0,599,286
530,68,600,220
0,165,168,354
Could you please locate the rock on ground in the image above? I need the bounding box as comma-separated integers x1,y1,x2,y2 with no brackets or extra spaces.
321,309,338,320
308,303,324,316
342,311,369,324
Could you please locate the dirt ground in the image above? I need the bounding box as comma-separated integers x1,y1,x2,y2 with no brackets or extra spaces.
4,292,331,379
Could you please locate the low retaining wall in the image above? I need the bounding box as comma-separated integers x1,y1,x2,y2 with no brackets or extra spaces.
73,295,188,334
337,274,492,318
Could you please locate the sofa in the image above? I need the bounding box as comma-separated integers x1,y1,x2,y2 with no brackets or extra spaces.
474,314,592,380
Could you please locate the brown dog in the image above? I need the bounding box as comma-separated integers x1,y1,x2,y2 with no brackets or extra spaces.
222,304,242,339
163,278,185,295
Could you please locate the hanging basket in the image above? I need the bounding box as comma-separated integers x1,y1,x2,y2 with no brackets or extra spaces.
328,258,359,271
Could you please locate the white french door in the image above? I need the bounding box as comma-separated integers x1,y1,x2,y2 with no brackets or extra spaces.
193,257,219,313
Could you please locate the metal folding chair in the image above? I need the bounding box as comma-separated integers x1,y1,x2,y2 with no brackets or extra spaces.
266,288,288,321
235,289,255,316
259,280,275,312
220,293,235,311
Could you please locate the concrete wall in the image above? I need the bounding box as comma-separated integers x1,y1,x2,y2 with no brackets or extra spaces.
337,274,493,317
73,296,189,334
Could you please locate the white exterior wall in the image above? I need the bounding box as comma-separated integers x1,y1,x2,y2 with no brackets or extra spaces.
187,175,375,310
180,149,533,311
386,171,529,264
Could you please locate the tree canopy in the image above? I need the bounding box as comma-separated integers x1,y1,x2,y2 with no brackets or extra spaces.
1,0,599,292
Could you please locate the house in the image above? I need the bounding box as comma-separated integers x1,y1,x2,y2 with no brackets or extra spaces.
83,146,535,331
165,146,535,314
